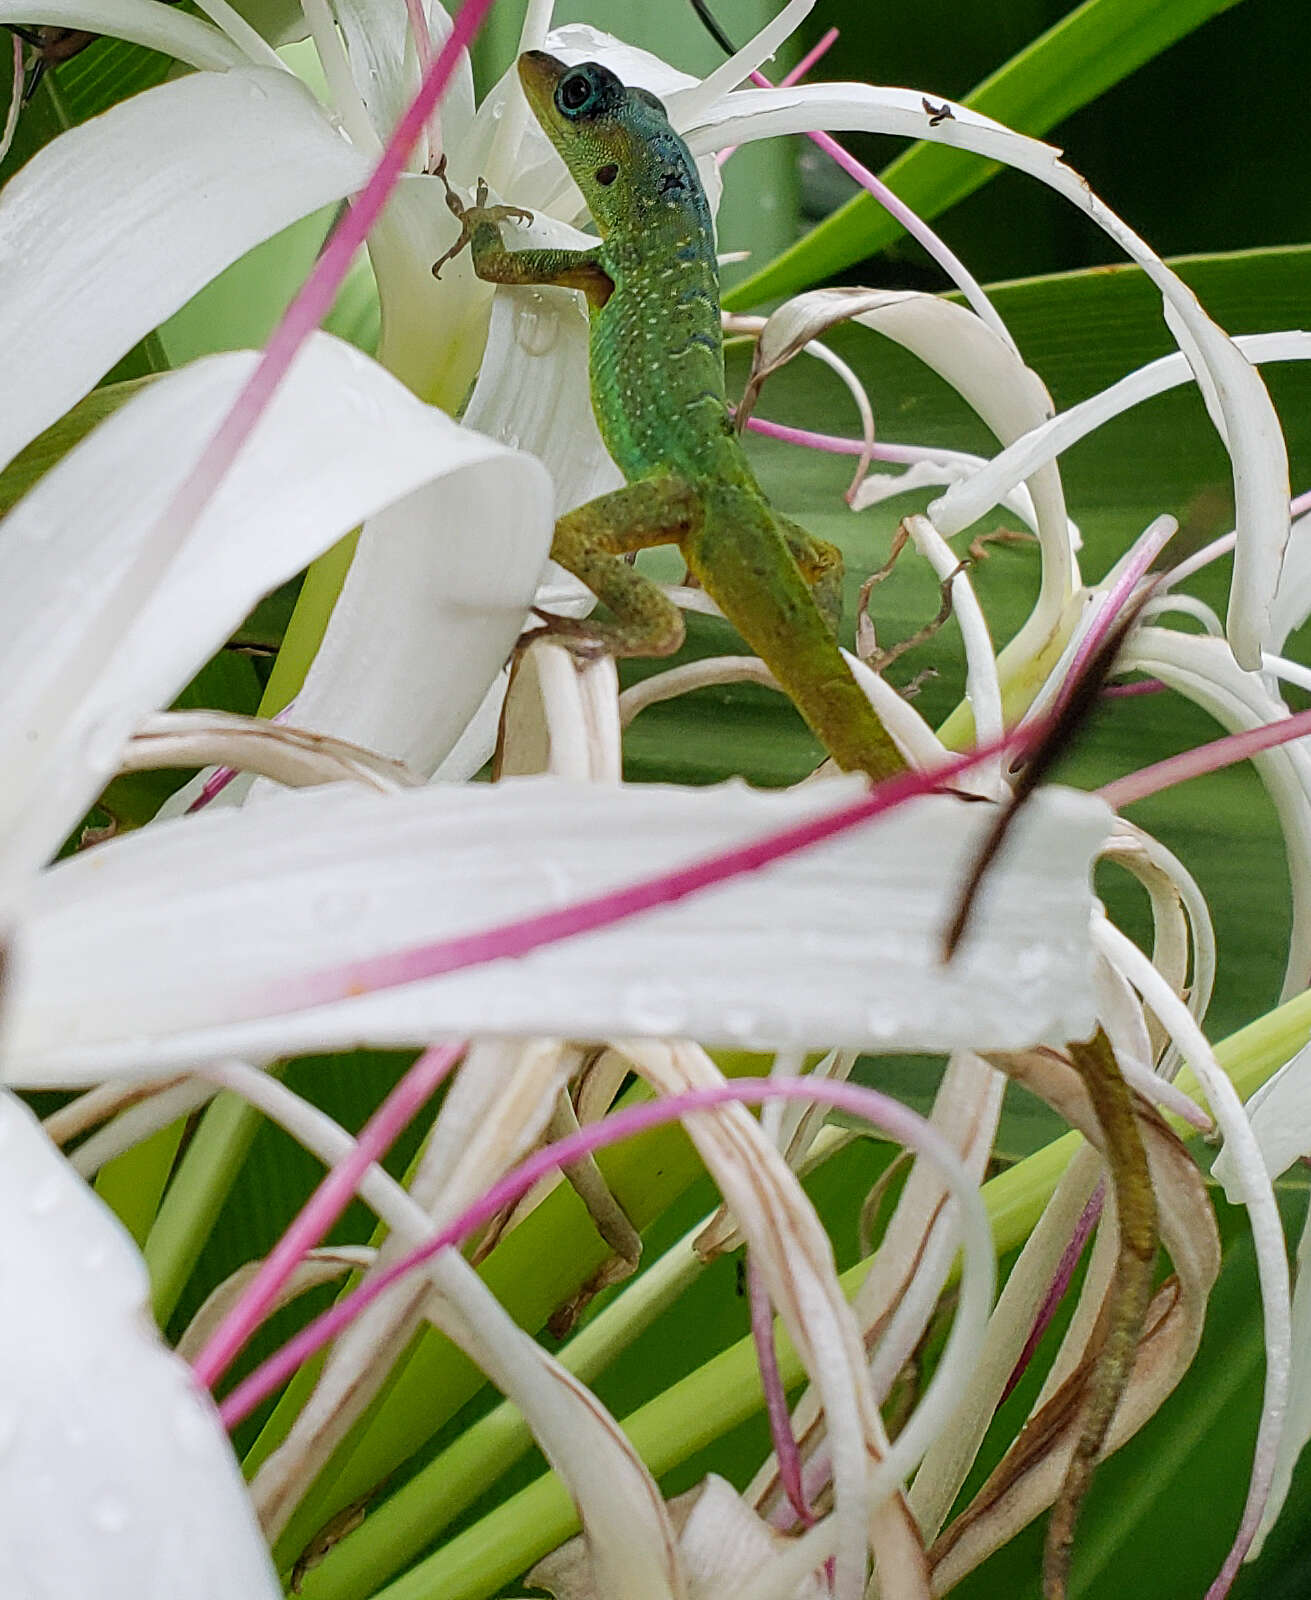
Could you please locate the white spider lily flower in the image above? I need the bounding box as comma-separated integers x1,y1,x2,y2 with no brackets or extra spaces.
0,333,551,888
0,1086,283,1597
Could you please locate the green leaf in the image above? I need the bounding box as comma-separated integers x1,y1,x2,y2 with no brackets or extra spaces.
726,0,1251,307
0,375,155,516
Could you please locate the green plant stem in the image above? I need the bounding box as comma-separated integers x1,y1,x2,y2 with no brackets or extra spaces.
266,1055,769,1572
296,1219,709,1599
94,1117,188,1248
348,987,1311,1600
144,1090,267,1325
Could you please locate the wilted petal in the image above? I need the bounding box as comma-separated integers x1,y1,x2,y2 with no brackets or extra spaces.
5,779,1109,1084
0,66,372,471
0,1090,282,1597
0,336,551,876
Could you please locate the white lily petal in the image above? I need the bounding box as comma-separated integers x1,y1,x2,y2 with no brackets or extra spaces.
1213,1040,1311,1197
1249,1196,1311,1557
1124,627,1311,999
747,287,1073,692
336,0,474,151
0,1090,281,1597
1096,917,1291,1585
683,83,1290,666
666,0,814,120
928,332,1309,546
1269,510,1311,655
1156,302,1290,665
0,336,551,872
0,67,372,473
5,779,1110,1085
0,0,246,68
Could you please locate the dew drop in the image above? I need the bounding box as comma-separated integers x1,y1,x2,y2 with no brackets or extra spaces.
513,305,560,357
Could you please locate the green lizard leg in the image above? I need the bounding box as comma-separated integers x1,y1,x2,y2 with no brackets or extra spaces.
777,515,845,635
539,476,703,659
433,165,613,304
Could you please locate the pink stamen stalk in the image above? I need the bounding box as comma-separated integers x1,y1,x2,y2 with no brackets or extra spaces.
1163,487,1307,593
733,62,1011,351
1063,516,1176,698
290,728,1023,1010
748,1257,815,1527
143,0,496,574
1,32,22,166
717,27,839,162
191,1040,463,1389
216,1074,980,1427
186,704,297,814
1000,1182,1104,1403
402,0,438,164
1099,704,1311,811
1101,677,1166,699
743,415,928,461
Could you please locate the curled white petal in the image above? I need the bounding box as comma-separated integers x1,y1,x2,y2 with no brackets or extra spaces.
0,336,551,873
683,83,1290,668
0,1090,282,1597
0,67,372,472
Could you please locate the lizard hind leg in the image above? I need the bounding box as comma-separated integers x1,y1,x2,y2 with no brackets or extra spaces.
777,515,846,636
535,475,704,660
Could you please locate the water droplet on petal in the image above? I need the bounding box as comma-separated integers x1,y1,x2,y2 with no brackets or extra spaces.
513,303,559,357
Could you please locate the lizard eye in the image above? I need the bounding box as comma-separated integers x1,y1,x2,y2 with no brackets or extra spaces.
558,71,594,114
594,163,619,186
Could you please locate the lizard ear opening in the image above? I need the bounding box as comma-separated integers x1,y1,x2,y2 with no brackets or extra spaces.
595,163,619,187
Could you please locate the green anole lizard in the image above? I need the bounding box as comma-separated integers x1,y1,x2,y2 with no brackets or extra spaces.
435,58,1160,1595
436,50,905,784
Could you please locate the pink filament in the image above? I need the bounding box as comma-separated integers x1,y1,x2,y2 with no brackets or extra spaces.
1000,1182,1103,1403
191,1041,462,1388
1101,678,1166,699
1099,704,1311,811
142,0,497,580
1063,518,1176,697
748,1257,814,1526
717,27,839,163
290,730,1019,1010
216,1074,977,1428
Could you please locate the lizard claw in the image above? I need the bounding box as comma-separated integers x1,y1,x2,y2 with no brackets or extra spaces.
431,162,534,279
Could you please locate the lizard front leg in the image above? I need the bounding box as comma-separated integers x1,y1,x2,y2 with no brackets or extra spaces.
433,161,614,306
539,476,704,659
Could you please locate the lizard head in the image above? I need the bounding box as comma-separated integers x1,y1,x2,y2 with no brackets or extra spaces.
517,51,707,237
